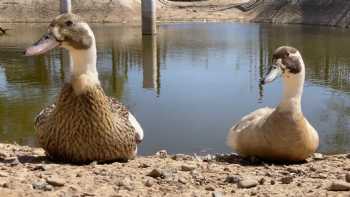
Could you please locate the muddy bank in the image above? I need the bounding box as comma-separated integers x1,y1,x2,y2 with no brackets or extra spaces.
0,143,349,196
0,0,349,28
2,0,350,27
159,0,350,27
0,0,141,23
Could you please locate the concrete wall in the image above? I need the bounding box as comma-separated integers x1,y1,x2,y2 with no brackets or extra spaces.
0,0,141,23
252,0,350,27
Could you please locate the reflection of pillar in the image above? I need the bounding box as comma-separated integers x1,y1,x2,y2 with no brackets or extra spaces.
142,35,160,94
60,0,72,13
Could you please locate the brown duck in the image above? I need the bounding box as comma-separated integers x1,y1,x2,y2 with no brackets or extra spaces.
25,14,144,163
227,46,319,162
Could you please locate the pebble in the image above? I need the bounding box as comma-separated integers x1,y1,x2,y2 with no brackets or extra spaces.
178,177,187,184
172,154,191,161
117,177,133,191
155,150,168,158
238,179,258,189
181,164,196,172
147,169,163,178
33,165,48,171
346,154,350,159
32,180,50,191
205,185,215,191
144,179,154,187
281,176,293,184
212,191,223,197
313,153,324,160
0,180,9,188
270,180,275,185
327,181,350,191
139,163,150,168
346,173,350,183
0,172,8,177
9,157,20,166
259,177,266,185
46,177,65,187
225,175,240,184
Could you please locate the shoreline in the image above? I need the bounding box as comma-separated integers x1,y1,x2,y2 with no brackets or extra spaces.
1,1,350,28
0,143,349,196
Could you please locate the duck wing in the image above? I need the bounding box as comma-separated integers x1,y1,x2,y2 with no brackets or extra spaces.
227,107,274,154
34,103,56,130
108,97,144,144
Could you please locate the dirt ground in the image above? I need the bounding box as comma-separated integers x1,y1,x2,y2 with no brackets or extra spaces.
0,143,349,197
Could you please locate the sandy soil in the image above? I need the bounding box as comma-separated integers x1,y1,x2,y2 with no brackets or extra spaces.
0,143,349,196
157,0,257,22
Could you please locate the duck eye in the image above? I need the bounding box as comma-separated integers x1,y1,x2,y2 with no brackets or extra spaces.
65,20,73,26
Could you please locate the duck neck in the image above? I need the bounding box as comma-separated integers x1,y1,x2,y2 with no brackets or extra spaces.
278,65,305,114
68,42,100,95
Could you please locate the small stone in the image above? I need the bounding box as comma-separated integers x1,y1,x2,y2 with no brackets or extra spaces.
0,180,9,188
117,177,133,191
0,151,8,159
346,154,350,159
225,175,240,184
155,150,168,158
346,173,350,183
172,154,191,161
281,176,293,184
212,191,223,197
33,165,48,171
144,179,154,187
202,154,215,162
9,157,20,166
205,185,215,191
258,178,266,185
76,172,83,177
313,153,324,160
46,177,65,187
181,164,196,172
309,166,317,172
328,181,350,191
270,180,275,185
90,161,98,167
238,179,258,188
0,172,8,177
147,169,163,178
178,177,187,184
139,163,150,168
32,180,47,190
297,182,302,187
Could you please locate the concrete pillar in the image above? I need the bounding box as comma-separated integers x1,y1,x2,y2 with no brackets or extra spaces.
60,0,72,13
142,35,159,92
142,0,157,35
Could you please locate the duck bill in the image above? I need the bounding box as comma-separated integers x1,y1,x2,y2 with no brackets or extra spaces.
262,65,282,85
24,33,60,56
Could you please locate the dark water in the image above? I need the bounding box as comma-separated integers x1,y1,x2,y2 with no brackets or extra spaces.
0,23,349,155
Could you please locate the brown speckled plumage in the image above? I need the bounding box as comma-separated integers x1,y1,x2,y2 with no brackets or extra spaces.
35,84,136,163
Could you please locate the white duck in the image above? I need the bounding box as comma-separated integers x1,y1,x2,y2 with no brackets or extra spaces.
227,46,319,161
25,13,144,163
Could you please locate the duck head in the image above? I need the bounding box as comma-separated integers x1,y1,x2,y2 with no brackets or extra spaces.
25,13,93,56
262,46,304,85
25,14,99,94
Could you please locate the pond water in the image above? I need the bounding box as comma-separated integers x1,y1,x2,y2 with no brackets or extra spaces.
0,22,349,155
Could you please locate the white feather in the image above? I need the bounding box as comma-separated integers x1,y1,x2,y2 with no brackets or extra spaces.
128,112,144,142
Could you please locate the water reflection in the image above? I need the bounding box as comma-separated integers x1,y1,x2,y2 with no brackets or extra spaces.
0,23,349,154
142,35,160,95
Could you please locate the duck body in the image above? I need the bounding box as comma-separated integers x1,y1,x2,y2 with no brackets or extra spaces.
35,84,136,162
227,46,319,162
25,13,143,163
